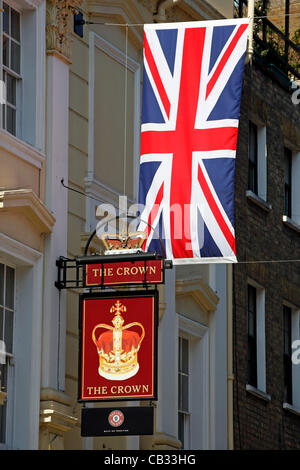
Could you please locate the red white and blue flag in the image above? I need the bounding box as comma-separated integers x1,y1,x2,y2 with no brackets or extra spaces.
138,19,249,264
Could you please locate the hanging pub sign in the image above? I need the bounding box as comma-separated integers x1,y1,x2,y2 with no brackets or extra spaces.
78,290,158,402
84,258,164,287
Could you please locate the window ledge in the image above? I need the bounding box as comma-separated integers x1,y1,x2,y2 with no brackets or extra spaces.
283,402,300,417
0,189,55,234
246,190,272,212
0,129,45,170
246,384,271,402
282,216,300,234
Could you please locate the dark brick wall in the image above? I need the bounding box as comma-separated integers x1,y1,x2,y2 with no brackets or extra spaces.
233,60,300,449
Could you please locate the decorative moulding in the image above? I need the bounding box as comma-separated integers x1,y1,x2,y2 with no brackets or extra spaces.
80,232,102,255
0,129,45,170
176,278,219,313
178,0,227,20
85,175,135,207
152,432,182,450
87,0,151,48
39,387,78,440
0,189,55,234
0,232,42,266
46,0,83,60
18,0,45,9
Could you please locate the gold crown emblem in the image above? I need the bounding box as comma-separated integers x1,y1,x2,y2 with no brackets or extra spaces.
92,300,145,380
100,230,146,252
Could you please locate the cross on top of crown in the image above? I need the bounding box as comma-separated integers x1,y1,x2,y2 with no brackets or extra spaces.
110,300,127,316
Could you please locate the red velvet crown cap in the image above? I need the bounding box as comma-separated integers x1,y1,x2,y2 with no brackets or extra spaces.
97,330,140,354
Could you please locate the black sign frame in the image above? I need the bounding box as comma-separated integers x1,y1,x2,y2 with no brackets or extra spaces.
81,406,154,437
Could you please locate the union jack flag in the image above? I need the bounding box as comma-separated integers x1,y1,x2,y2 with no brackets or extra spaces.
138,19,249,263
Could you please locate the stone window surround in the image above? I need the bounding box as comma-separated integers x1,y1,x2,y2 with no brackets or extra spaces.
247,278,267,395
1,0,46,151
283,301,300,411
282,144,300,231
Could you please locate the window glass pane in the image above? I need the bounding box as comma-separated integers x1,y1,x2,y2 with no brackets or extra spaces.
0,363,7,443
248,310,255,337
11,8,20,42
11,41,20,74
284,148,292,185
285,189,291,218
283,307,291,355
248,285,256,311
248,122,258,193
178,373,182,409
178,413,184,448
248,285,257,387
4,309,13,353
0,264,4,306
3,3,9,35
5,266,14,309
6,105,16,135
2,103,6,131
0,307,3,340
6,74,16,106
181,338,189,374
249,121,258,164
3,35,9,67
181,375,189,412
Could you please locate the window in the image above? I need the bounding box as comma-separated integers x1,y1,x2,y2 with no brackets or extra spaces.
283,306,292,404
282,147,300,228
178,336,190,449
247,285,257,388
247,282,267,393
177,314,209,449
0,262,15,445
284,148,292,218
2,2,21,136
247,120,267,201
0,0,45,149
248,121,258,195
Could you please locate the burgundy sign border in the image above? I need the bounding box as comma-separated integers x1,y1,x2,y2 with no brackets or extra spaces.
78,289,158,403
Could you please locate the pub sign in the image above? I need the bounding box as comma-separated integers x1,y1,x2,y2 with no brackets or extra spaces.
85,258,163,287
78,290,158,402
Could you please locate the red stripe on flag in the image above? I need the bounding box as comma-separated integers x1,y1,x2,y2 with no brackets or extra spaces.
206,23,248,99
144,33,171,119
140,126,238,155
197,163,236,255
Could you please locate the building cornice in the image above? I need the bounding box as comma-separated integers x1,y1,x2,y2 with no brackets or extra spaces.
0,129,45,170
87,0,152,48
0,189,55,235
18,0,45,9
176,277,219,313
179,0,228,20
39,387,78,449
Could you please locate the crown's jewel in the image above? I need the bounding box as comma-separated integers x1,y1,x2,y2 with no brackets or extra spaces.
92,300,145,380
